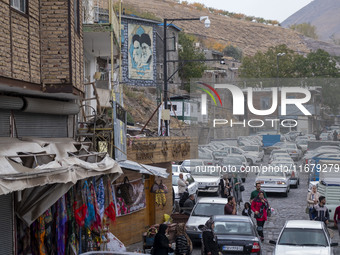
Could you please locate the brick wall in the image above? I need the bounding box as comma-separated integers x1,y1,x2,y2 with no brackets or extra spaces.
0,0,83,92
0,1,11,78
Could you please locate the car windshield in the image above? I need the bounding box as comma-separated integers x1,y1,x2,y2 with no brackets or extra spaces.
214,221,254,236
278,228,328,247
182,161,203,167
242,146,258,151
212,151,229,159
191,167,220,176
192,203,225,217
297,140,308,145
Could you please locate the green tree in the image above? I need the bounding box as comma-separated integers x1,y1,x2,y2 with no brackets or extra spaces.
178,32,206,91
223,45,243,61
240,45,340,113
289,23,319,39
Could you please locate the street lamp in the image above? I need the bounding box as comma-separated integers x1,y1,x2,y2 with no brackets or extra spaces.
163,16,210,136
276,52,286,80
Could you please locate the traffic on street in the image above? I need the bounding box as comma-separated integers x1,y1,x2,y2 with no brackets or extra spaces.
174,132,340,255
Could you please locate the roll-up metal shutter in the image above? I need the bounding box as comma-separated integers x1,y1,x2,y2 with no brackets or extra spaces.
23,97,79,115
13,112,68,138
0,194,13,255
0,96,24,110
0,110,10,137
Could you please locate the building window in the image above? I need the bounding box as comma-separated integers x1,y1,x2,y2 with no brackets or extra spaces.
261,97,270,110
74,0,80,33
11,0,27,13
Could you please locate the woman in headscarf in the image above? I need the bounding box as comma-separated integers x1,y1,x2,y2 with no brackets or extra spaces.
202,218,219,255
231,173,243,207
152,224,171,255
251,191,269,242
175,223,192,255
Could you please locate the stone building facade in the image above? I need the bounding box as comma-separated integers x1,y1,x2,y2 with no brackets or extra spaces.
0,0,83,93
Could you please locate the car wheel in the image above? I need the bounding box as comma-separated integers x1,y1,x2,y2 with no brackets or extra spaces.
283,190,288,197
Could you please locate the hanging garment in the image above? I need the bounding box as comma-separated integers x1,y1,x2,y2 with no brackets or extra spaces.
56,195,67,255
104,176,116,223
37,215,47,255
44,208,54,255
90,182,102,230
96,178,105,219
74,181,88,227
66,187,78,255
84,181,95,228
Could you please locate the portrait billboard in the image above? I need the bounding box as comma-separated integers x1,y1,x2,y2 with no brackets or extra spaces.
128,24,154,80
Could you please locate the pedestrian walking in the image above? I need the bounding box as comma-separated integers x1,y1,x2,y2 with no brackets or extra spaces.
174,223,192,255
178,173,188,199
202,218,219,255
334,205,340,236
250,182,267,203
334,130,338,141
311,196,330,225
224,196,237,215
152,224,172,255
242,202,252,217
219,175,230,198
231,173,243,207
307,185,320,220
251,191,269,242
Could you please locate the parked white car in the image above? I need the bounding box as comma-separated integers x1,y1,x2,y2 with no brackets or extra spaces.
186,197,228,243
220,146,258,165
255,169,290,197
270,220,338,255
240,145,264,163
180,159,205,172
190,166,221,195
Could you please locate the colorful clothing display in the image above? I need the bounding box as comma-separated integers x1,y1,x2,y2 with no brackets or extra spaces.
17,175,124,255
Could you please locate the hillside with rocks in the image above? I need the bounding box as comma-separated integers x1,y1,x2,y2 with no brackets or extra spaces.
282,0,340,43
122,0,311,56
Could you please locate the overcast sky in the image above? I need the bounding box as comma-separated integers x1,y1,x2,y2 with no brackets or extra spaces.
182,0,314,22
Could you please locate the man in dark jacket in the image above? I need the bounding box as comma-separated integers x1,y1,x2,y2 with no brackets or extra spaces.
202,218,219,255
183,193,195,215
312,196,330,224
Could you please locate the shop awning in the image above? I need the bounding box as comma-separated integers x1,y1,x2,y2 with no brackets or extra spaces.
118,159,169,178
0,137,123,225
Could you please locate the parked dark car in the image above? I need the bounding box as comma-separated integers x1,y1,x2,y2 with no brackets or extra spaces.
200,215,262,255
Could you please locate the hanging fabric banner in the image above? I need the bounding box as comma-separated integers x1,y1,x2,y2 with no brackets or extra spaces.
113,178,146,216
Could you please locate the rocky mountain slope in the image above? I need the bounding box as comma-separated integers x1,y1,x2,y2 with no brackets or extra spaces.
123,0,310,56
281,0,340,43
